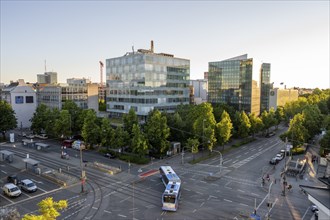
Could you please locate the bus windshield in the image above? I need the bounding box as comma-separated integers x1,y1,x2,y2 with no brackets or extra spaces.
163,195,176,203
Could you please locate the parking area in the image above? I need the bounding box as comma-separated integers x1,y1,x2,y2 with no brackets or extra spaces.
0,163,61,207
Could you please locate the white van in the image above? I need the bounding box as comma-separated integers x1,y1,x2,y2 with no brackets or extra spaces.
72,140,86,150
3,183,22,197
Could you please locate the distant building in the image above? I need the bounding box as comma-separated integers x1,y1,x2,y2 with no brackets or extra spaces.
37,72,58,84
190,79,208,105
37,78,98,111
106,41,190,118
208,54,265,115
1,79,36,128
260,63,272,112
268,88,299,110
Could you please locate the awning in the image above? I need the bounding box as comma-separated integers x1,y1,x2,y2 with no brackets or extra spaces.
22,158,39,166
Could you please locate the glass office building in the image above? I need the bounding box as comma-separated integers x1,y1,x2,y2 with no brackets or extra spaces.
106,46,190,118
208,54,261,115
260,63,272,113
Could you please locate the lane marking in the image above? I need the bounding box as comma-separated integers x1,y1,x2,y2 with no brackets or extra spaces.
223,159,232,164
120,196,131,203
118,214,127,218
224,199,232,203
200,202,205,207
240,203,249,207
104,210,112,214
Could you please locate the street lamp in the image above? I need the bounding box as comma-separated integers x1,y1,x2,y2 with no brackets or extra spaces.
202,119,206,150
211,149,223,174
79,147,86,193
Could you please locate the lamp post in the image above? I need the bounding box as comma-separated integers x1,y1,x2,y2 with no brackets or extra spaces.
267,181,274,219
211,149,223,174
202,119,206,150
80,147,85,193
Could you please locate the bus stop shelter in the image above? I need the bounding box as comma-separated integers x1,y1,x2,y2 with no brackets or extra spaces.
35,143,50,151
22,139,36,148
0,150,14,163
22,158,40,173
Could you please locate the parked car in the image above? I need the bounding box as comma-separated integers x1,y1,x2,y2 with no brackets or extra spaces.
2,183,22,197
26,134,35,139
35,134,48,139
104,153,116,159
19,179,37,192
62,139,74,148
265,132,275,138
7,174,20,185
72,140,86,150
269,158,278,165
275,154,284,161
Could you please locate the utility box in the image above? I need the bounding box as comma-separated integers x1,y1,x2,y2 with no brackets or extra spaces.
10,133,14,143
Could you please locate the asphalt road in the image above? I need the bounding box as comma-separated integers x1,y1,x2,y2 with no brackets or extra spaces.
0,126,316,220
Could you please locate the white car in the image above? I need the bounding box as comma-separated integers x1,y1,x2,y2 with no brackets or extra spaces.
275,154,283,161
19,179,37,192
26,134,35,139
2,183,22,197
35,134,48,139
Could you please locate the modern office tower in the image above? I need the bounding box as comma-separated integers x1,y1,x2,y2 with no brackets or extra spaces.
37,72,58,84
190,79,208,105
269,88,298,110
208,54,262,115
260,63,272,112
37,78,98,111
106,41,190,118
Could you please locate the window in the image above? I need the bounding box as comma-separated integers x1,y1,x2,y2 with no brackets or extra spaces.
15,96,24,104
26,96,34,103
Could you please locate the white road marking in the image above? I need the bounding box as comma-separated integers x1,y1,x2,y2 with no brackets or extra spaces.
200,202,205,207
120,196,131,203
193,209,197,213
251,192,260,197
224,199,232,203
104,210,112,214
92,207,98,210
223,159,232,164
238,189,245,193
239,203,249,207
118,214,127,218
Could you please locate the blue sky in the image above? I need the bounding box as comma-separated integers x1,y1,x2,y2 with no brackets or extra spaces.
1,1,329,89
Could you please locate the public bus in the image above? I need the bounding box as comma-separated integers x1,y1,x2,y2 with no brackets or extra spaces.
159,166,181,211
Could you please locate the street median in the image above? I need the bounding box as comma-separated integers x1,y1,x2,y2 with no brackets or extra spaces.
90,162,121,175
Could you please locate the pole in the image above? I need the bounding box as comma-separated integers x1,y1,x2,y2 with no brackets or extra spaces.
80,147,85,193
267,181,274,219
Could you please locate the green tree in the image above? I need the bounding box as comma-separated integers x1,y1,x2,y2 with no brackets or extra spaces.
302,105,322,138
62,100,82,134
22,197,67,220
193,103,217,151
100,117,115,148
185,138,199,161
131,124,149,157
319,130,330,156
167,112,185,143
113,126,129,151
30,104,50,134
237,111,251,138
45,108,60,137
144,110,170,156
54,110,72,138
123,108,139,135
81,110,100,148
261,109,276,135
0,100,17,140
288,113,309,147
99,99,106,111
215,110,233,150
274,106,285,129
249,113,263,138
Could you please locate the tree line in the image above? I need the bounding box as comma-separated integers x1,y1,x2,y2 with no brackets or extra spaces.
1,88,329,158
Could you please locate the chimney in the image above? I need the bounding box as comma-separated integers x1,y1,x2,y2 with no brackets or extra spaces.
151,40,154,53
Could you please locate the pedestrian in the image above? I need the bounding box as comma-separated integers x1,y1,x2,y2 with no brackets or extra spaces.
274,178,276,184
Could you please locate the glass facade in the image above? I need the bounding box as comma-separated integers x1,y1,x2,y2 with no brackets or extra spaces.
106,52,190,117
208,54,261,115
260,63,271,112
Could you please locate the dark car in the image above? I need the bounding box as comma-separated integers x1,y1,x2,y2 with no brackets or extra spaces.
265,132,276,138
7,174,20,185
104,153,116,159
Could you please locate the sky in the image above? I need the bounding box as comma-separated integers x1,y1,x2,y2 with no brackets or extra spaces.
1,0,329,89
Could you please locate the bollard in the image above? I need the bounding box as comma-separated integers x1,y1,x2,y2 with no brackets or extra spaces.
59,168,62,173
